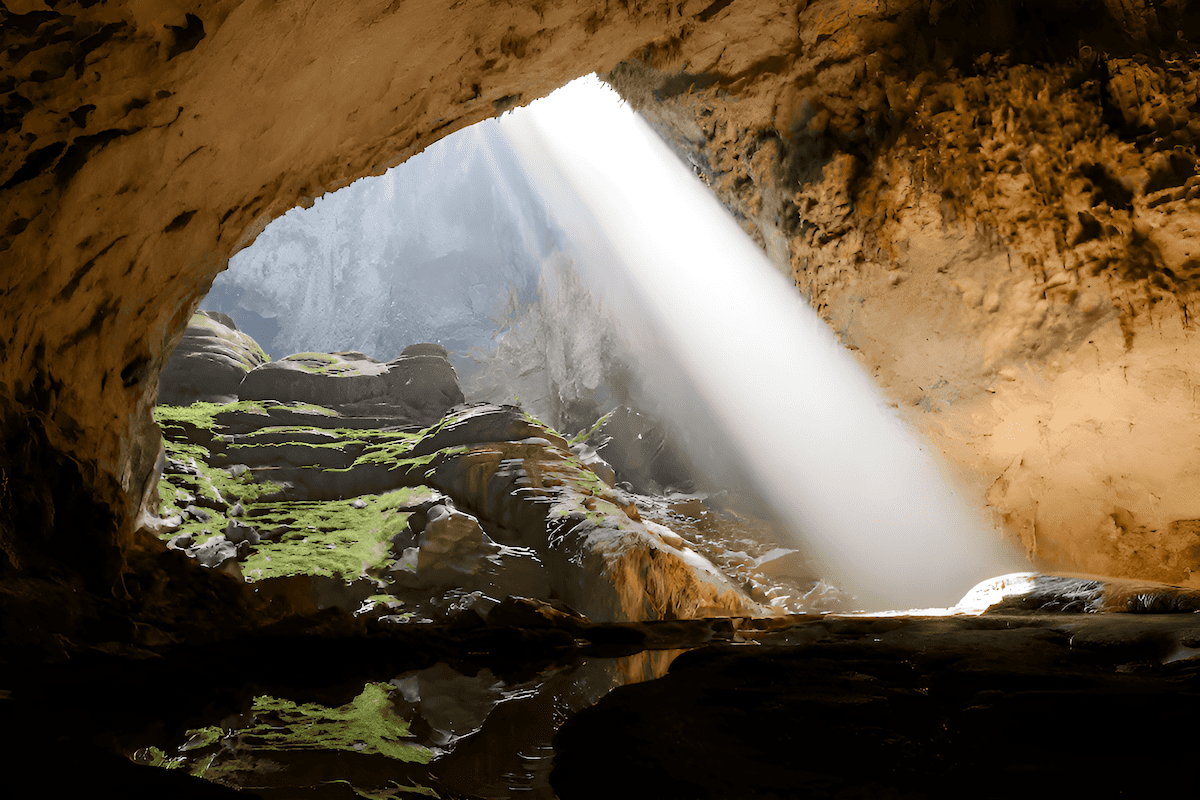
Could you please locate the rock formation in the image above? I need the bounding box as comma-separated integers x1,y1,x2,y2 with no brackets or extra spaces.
10,5,1200,796
157,311,267,405
4,0,1200,763
604,2,1200,583
151,320,765,623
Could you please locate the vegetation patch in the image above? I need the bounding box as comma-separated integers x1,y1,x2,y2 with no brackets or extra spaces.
154,401,271,441
167,684,435,790
240,487,429,581
226,683,430,763
569,410,613,445
278,352,364,375
156,436,294,547
338,442,469,477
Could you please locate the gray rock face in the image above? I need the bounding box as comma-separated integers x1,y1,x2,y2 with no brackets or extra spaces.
158,311,268,405
585,406,696,495
238,349,464,426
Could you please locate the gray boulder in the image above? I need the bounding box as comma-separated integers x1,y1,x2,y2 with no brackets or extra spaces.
238,346,464,426
158,311,268,405
585,406,696,494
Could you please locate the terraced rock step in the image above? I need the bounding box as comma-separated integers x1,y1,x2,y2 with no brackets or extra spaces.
151,397,765,624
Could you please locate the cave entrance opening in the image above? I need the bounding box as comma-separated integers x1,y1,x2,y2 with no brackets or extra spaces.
190,74,1021,613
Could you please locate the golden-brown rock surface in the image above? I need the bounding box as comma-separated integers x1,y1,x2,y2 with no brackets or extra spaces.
608,0,1200,585
3,0,1200,607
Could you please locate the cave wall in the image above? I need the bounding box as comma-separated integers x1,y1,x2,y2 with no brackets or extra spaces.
3,0,1198,590
608,0,1200,583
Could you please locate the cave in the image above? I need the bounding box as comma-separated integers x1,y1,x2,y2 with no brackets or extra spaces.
4,1,1200,797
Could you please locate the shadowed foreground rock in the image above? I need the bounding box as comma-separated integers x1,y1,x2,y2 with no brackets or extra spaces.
552,609,1200,799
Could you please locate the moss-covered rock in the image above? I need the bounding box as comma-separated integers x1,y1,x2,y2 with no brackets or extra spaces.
153,397,762,624
158,312,269,406
239,349,464,427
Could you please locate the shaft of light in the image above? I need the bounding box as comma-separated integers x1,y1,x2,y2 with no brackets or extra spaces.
501,80,1023,610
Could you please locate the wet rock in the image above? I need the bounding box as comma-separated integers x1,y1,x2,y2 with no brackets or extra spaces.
167,532,194,550
163,457,199,476
224,520,260,545
258,525,292,542
486,596,589,629
972,572,1200,615
551,611,1200,799
408,402,566,458
158,312,268,405
751,548,815,581
191,493,229,513
585,406,695,494
157,514,183,533
193,536,239,569
417,505,502,580
569,442,616,488
422,406,762,622
182,505,211,523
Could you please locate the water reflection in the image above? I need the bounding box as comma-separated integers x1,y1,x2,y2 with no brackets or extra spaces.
137,648,689,798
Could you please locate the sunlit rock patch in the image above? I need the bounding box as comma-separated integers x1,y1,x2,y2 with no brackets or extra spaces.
157,312,269,406
153,396,771,623
605,11,1200,586
149,320,801,624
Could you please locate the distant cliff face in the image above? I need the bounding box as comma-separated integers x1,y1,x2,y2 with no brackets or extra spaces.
2,1,1198,593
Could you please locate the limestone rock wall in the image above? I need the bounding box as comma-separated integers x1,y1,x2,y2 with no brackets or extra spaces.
3,0,1199,593
607,0,1200,584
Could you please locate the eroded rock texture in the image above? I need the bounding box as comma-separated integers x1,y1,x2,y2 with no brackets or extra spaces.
3,0,1200,609
607,0,1200,583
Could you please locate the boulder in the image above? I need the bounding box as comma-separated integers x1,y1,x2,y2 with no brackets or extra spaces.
158,312,268,405
238,347,464,425
421,405,761,622
585,406,696,494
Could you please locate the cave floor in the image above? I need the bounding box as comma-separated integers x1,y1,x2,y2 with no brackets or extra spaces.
2,610,1197,799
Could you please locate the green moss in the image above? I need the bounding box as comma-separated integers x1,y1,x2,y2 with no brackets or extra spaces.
266,401,340,417
246,338,270,366
233,683,431,763
285,352,339,363
154,401,270,440
233,426,416,445
569,410,612,445
240,488,429,581
280,352,357,375
155,401,342,442
182,726,225,751
133,745,185,770
336,441,468,477
519,409,565,439
558,454,608,495
155,436,292,546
